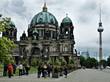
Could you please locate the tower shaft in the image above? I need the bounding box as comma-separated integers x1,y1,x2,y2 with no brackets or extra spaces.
99,32,102,61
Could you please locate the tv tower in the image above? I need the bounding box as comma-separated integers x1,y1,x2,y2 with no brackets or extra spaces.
97,3,104,68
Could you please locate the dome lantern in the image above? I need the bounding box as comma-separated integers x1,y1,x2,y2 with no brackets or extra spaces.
43,2,47,12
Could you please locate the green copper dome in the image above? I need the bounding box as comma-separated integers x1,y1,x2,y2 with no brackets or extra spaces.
4,18,16,28
9,21,16,28
62,15,72,24
30,3,58,27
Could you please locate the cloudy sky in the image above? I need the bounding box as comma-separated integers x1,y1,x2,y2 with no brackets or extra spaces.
0,0,110,59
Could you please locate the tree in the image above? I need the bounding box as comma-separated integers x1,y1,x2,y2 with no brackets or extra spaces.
107,56,110,66
0,17,11,32
69,58,74,64
85,57,98,68
0,17,15,64
80,56,86,67
100,60,107,68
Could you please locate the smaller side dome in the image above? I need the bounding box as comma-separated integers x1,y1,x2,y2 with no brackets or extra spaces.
3,18,16,28
9,21,16,28
62,14,72,24
6,18,16,28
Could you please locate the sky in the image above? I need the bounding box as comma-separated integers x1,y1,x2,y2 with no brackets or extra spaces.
0,0,110,60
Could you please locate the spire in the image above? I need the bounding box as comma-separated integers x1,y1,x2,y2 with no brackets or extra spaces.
43,2,47,12
23,31,25,33
99,2,102,27
66,13,68,17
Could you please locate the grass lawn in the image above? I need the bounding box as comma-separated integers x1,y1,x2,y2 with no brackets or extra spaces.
29,66,37,74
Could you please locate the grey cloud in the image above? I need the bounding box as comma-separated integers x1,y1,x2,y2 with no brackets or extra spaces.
0,0,9,13
7,0,26,17
82,1,97,11
77,0,98,24
0,0,110,59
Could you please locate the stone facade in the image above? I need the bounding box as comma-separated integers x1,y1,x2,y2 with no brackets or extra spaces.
2,3,80,66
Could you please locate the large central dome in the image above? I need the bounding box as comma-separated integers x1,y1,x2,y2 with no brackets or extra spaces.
30,3,58,27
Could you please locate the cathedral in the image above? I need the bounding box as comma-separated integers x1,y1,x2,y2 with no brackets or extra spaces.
2,3,79,66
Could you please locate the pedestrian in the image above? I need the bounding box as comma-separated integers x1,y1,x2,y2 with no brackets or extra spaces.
41,65,45,77
25,64,30,75
43,64,47,78
37,65,42,78
3,64,7,76
12,64,17,74
18,63,23,76
59,66,63,76
22,64,25,75
47,64,51,77
63,66,68,78
7,63,13,78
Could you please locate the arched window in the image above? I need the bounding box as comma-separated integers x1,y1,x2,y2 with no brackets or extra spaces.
63,46,68,52
53,47,56,52
50,18,54,24
65,28,69,35
31,47,40,55
38,18,43,23
66,31,68,34
41,29,44,37
53,31,55,38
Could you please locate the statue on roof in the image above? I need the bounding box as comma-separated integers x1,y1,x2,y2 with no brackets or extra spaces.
32,28,39,40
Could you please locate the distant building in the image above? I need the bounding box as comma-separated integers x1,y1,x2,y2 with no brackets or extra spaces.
2,3,79,66
80,51,90,58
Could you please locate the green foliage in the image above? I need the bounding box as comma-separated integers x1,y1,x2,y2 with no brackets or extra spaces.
67,58,74,70
0,37,15,64
47,57,53,65
48,57,66,66
21,58,28,65
80,56,86,66
69,58,74,64
0,64,3,73
85,57,98,68
107,56,110,66
31,58,42,66
100,60,107,68
31,58,37,66
54,58,61,65
0,17,11,32
80,56,98,68
0,17,15,64
60,57,67,65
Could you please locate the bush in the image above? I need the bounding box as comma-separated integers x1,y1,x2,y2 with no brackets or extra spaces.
31,58,42,67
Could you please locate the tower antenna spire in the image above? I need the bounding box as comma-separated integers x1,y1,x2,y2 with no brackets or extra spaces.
44,0,46,7
100,3,101,22
66,13,68,17
99,2,102,27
